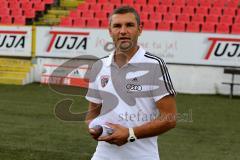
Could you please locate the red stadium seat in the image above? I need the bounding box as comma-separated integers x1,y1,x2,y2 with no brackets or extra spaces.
77,4,89,11
231,24,240,34
113,3,121,8
216,23,230,34
220,15,233,24
86,19,100,28
235,17,240,24
0,8,10,16
205,15,219,24
69,10,81,19
33,1,46,11
226,0,239,8
23,9,35,18
191,14,204,24
140,12,149,20
21,2,33,9
98,0,109,3
43,0,54,5
13,16,26,25
59,17,73,27
9,1,21,9
73,18,86,27
100,19,108,28
86,0,96,3
209,7,222,16
122,0,134,5
0,16,12,24
11,8,23,17
161,0,172,6
136,0,147,5
172,22,186,32
212,0,225,8
109,0,121,4
35,0,44,4
163,14,176,23
187,0,198,7
177,14,190,23
157,21,171,31
199,0,212,7
186,22,200,32
0,7,7,12
133,4,142,13
95,11,108,19
174,0,185,6
0,0,8,7
142,5,155,13
196,7,209,15
148,0,160,5
201,23,215,33
237,8,240,15
223,8,236,16
168,6,182,15
114,3,123,9
142,21,156,30
149,13,162,21
8,0,19,4
82,12,94,18
19,0,30,3
89,4,102,11
182,6,195,15
155,5,168,14
102,4,114,12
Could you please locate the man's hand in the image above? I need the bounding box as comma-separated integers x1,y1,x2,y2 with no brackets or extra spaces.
89,126,103,140
98,123,129,146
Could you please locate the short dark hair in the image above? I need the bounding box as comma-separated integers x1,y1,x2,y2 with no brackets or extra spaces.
109,6,141,26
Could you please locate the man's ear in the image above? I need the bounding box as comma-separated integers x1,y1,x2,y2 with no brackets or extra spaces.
108,26,113,38
138,24,143,36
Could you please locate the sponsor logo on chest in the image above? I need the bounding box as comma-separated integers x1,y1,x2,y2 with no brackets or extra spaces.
100,75,110,88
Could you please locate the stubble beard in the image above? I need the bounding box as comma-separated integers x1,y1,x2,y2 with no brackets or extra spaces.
116,41,134,55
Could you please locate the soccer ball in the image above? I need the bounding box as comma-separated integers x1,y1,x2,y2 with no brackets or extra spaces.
92,125,103,137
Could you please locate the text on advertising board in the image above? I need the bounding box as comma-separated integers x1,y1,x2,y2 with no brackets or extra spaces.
205,38,240,61
47,31,89,53
0,31,26,49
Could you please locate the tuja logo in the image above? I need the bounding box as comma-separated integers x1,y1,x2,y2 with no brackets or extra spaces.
0,31,26,49
205,37,240,60
47,31,89,52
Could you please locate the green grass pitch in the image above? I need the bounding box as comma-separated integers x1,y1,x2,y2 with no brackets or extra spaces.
0,83,239,160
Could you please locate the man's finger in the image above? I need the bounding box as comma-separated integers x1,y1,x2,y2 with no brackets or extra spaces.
89,128,96,134
98,135,114,141
106,123,118,129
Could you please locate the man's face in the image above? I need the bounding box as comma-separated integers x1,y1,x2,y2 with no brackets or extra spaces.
109,13,142,53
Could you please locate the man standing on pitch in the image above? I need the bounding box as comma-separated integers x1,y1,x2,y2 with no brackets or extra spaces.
85,6,177,160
